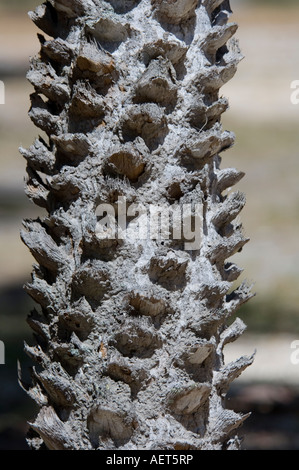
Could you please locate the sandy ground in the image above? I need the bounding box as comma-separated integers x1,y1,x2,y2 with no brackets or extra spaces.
225,333,299,385
227,2,299,123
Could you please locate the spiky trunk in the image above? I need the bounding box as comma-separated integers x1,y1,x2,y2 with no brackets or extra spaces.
20,0,253,450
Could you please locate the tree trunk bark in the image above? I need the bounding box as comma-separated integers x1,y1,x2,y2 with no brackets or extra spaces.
20,0,253,450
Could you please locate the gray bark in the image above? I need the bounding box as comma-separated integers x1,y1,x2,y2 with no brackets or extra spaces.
21,0,253,450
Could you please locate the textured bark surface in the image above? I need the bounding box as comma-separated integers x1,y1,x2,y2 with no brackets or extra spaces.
21,0,254,450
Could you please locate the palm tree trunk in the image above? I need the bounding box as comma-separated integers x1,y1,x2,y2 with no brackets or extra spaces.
20,0,253,450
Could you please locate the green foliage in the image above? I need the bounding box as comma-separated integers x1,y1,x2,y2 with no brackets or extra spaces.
236,296,299,334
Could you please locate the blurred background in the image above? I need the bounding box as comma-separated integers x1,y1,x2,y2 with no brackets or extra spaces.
0,0,299,450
